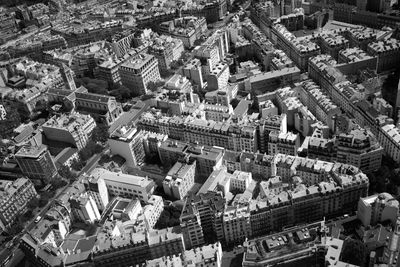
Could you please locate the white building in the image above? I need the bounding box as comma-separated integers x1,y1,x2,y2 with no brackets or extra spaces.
42,112,96,150
108,125,145,167
143,195,164,229
163,160,196,200
230,170,252,193
357,193,399,227
223,205,252,245
82,175,109,212
90,168,155,203
207,63,229,91
119,53,161,96
70,192,101,224
378,124,400,163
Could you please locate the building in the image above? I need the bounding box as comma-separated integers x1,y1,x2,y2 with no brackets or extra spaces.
267,131,300,156
143,195,164,229
0,178,38,230
159,16,207,48
107,28,136,57
51,20,123,47
182,58,205,89
298,80,341,131
367,38,400,72
119,53,161,96
357,193,399,227
157,140,224,180
249,154,369,236
249,67,301,95
108,126,145,168
92,227,184,267
163,159,196,200
336,129,383,173
148,35,184,73
271,23,320,71
90,168,155,203
223,205,251,246
42,113,96,150
180,192,226,249
146,242,223,267
82,175,109,212
207,63,230,91
378,124,400,164
48,87,123,125
242,221,352,267
69,192,101,224
15,145,57,182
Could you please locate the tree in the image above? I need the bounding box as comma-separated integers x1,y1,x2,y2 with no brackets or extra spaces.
170,61,180,70
386,182,399,196
147,80,165,92
230,98,240,109
110,85,132,102
154,205,182,229
147,81,158,92
340,239,367,266
77,78,109,95
38,191,55,208
0,103,22,139
27,197,40,210
92,124,110,144
51,178,68,190
58,165,77,181
71,158,85,171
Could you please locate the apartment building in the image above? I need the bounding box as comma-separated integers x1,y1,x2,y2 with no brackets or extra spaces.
90,168,155,203
108,125,145,168
182,58,205,89
378,124,400,163
95,49,143,86
106,28,136,57
15,144,57,182
143,195,164,229
207,62,229,91
139,113,259,153
82,175,109,212
42,113,96,150
250,154,369,236
92,227,185,267
69,192,101,224
148,35,184,72
267,131,300,156
336,129,383,173
158,139,224,180
357,193,399,227
0,178,38,230
367,38,400,72
271,23,320,71
223,205,251,245
51,20,123,47
180,192,226,249
347,26,377,50
163,159,196,200
298,80,341,131
48,87,123,125
147,242,222,267
338,47,374,64
119,53,160,96
159,16,207,48
313,30,349,60
243,221,349,267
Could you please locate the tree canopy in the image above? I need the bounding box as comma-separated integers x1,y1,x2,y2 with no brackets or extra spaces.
340,238,367,266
